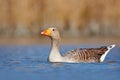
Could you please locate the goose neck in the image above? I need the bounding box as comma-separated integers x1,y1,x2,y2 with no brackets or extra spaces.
51,39,60,48
49,38,63,62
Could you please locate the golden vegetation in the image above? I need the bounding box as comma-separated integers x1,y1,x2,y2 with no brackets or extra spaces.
0,0,120,37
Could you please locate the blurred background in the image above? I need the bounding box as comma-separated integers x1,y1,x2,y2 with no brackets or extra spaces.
0,0,120,45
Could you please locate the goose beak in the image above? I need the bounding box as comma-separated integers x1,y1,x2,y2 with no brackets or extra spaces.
41,29,51,36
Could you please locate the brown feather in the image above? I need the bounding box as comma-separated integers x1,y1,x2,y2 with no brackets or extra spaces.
63,46,108,62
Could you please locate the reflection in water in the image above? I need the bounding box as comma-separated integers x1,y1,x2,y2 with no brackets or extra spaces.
0,45,120,80
106,60,118,64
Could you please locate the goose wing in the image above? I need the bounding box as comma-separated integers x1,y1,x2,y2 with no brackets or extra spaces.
63,46,108,63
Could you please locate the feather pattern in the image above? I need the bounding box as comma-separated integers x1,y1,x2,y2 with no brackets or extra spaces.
63,46,108,63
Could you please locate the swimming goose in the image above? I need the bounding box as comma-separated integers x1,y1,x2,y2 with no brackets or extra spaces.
41,27,115,63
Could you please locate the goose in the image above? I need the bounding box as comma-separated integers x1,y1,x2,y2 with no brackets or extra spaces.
41,27,115,63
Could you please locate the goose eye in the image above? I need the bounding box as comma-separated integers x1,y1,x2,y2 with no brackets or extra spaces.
52,29,55,31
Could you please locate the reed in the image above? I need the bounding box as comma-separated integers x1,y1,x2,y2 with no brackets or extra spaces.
0,0,120,37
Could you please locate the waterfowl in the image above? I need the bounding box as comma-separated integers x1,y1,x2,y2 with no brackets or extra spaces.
41,27,115,63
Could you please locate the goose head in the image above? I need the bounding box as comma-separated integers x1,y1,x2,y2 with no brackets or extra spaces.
41,27,60,40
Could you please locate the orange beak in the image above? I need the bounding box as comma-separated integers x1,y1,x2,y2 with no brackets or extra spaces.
41,28,51,36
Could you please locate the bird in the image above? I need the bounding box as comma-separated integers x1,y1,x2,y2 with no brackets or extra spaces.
41,27,115,63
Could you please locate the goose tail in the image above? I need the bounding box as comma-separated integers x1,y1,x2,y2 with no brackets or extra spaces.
107,44,116,50
100,44,116,62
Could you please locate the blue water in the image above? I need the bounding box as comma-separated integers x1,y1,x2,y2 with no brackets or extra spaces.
0,45,120,80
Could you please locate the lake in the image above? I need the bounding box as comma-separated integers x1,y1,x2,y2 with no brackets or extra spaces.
0,44,120,80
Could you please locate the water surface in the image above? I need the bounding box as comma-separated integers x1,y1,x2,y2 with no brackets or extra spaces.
0,45,120,80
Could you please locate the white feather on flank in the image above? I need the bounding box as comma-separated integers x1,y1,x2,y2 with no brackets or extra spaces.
100,44,116,62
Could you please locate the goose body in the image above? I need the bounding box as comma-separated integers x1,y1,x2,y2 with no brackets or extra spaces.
63,45,115,63
41,27,115,63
